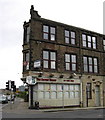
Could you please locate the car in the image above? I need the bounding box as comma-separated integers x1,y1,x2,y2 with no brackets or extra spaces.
7,95,15,101
0,95,8,104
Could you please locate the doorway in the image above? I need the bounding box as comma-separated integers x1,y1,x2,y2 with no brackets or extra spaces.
95,85,100,106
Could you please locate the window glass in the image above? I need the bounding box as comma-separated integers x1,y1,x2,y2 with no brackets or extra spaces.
75,85,79,91
43,25,48,32
44,84,50,91
51,92,56,99
51,61,56,69
92,37,96,49
50,52,56,60
57,92,63,98
71,39,75,44
65,38,69,43
43,33,48,39
70,92,75,98
89,66,93,72
89,57,92,64
38,84,44,90
82,34,86,40
26,53,29,61
39,92,44,99
93,43,96,49
70,85,74,90
50,27,55,34
94,66,98,73
83,41,86,47
71,55,76,62
92,37,96,43
82,34,86,47
64,92,69,98
64,85,69,91
66,63,70,70
43,61,48,68
51,35,55,41
84,65,88,72
72,64,76,71
45,92,50,99
75,92,79,98
71,32,75,38
51,84,56,91
65,54,70,62
88,36,91,42
57,84,62,91
103,40,105,45
43,51,49,59
94,58,97,65
103,40,105,50
65,30,69,37
27,26,30,34
83,57,87,64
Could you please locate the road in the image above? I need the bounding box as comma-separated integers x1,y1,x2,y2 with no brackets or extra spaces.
1,98,105,119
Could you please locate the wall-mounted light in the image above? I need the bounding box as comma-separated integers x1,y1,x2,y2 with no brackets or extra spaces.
49,74,54,78
38,73,43,77
59,75,64,78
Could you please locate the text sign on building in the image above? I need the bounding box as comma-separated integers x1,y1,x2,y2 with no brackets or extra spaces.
34,60,41,68
26,76,36,85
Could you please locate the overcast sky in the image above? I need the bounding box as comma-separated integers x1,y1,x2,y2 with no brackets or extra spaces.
0,0,104,89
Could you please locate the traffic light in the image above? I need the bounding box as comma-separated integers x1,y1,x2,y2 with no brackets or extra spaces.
11,81,14,88
13,85,16,92
6,81,9,90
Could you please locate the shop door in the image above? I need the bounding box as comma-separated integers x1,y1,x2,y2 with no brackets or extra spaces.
95,86,100,106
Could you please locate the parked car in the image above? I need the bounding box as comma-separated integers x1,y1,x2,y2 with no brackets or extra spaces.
0,95,8,104
7,95,15,101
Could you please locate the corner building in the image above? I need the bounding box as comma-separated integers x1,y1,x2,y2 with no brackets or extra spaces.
22,5,105,108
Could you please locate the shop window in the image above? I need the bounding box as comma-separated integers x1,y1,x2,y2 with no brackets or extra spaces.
51,92,57,99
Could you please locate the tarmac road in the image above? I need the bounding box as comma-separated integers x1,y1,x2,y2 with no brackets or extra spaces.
1,97,105,119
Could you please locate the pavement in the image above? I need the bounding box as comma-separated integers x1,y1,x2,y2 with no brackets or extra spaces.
2,97,104,114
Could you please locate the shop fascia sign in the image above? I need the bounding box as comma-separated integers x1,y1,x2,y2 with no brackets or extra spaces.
26,76,37,85
34,60,41,68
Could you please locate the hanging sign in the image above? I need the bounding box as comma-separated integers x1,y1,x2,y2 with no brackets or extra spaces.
26,76,36,85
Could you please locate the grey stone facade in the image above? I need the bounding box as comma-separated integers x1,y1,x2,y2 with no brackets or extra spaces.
22,5,105,108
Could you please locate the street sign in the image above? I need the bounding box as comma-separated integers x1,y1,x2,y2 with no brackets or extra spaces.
26,76,36,85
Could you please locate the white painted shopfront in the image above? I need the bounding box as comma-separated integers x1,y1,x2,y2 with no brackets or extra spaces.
29,77,82,108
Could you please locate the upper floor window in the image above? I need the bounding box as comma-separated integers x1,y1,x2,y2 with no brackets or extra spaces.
65,30,76,45
65,53,77,71
24,26,30,43
43,50,56,69
43,25,56,41
103,39,105,50
82,34,97,49
83,56,98,73
23,52,30,70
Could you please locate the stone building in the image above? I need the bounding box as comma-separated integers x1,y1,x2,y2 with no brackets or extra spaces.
21,5,105,108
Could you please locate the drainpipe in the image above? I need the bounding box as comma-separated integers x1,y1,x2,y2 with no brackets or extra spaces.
80,80,83,107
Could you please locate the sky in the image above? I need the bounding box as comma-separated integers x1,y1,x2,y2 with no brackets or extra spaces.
0,0,104,89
